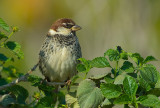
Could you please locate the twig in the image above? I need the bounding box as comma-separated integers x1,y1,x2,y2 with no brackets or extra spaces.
0,63,79,90
44,81,66,86
43,81,79,86
0,63,39,90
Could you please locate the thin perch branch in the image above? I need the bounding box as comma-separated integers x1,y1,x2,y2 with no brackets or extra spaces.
0,63,39,90
0,63,78,91
44,81,66,86
42,80,79,86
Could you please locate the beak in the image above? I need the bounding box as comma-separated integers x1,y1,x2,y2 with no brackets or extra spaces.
71,25,81,31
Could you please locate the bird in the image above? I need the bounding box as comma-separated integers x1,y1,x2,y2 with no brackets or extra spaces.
38,18,82,91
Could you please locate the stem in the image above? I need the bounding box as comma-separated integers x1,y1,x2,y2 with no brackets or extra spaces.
0,31,14,47
114,61,119,78
135,102,138,108
0,63,39,90
83,73,87,80
133,96,138,108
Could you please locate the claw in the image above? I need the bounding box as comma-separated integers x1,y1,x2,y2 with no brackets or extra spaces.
65,80,71,91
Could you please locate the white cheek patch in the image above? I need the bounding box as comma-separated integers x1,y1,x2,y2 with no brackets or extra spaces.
48,27,71,36
48,29,57,35
62,23,66,26
57,27,71,35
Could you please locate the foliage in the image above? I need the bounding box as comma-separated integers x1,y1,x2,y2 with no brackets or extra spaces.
0,18,160,108
75,46,160,108
0,18,23,84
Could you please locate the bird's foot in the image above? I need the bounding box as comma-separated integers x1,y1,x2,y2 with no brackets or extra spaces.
66,80,71,85
65,80,71,92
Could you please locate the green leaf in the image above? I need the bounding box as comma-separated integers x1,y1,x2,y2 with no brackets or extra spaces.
57,92,65,105
123,76,138,96
0,54,14,63
28,75,54,93
89,72,108,80
100,83,122,99
155,105,160,108
0,32,7,40
65,93,77,105
0,78,8,86
36,96,53,107
143,56,157,64
65,92,80,108
127,73,137,78
0,53,8,61
101,98,111,107
117,46,128,60
77,58,91,73
28,75,42,86
128,53,144,65
120,52,128,60
76,64,86,72
90,57,110,68
114,94,132,104
140,64,158,87
155,72,160,88
77,79,103,108
5,41,24,59
121,61,134,73
104,74,114,83
104,49,120,61
0,18,10,32
72,101,80,108
138,95,160,107
71,74,79,84
147,88,160,97
0,94,16,106
139,77,151,91
7,85,28,104
78,58,88,65
114,74,126,84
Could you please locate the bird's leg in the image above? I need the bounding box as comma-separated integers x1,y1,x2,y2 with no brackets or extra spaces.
65,80,71,92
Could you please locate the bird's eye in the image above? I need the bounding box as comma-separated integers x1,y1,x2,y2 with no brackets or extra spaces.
65,23,73,28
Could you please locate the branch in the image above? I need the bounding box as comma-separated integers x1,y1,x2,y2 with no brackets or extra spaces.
0,63,79,90
0,63,39,90
44,81,66,86
43,81,79,86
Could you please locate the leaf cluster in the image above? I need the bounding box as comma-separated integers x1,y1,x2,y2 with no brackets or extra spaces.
74,46,160,108
0,18,24,82
0,18,28,107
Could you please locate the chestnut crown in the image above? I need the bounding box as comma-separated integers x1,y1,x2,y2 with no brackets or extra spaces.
51,18,76,31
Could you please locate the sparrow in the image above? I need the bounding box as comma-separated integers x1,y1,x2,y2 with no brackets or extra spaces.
38,18,82,89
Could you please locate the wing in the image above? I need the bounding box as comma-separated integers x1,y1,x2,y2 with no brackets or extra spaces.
38,35,53,77
75,40,82,64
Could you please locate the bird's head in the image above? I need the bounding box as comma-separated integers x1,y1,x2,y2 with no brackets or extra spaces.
48,18,81,36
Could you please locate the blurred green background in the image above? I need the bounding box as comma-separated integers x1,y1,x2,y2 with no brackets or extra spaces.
0,0,160,91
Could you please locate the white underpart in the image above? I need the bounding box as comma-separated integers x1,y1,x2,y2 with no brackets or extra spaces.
46,47,77,82
48,27,71,36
